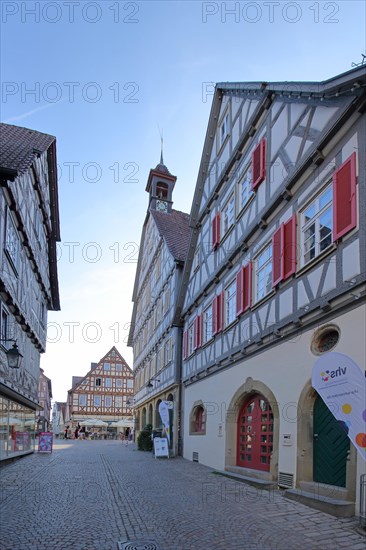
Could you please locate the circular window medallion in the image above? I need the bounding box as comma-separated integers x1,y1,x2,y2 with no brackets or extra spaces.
311,325,340,355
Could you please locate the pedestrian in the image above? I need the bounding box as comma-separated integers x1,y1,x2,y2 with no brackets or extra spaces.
74,426,79,440
79,426,86,440
64,426,69,440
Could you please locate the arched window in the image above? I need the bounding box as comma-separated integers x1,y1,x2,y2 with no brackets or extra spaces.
190,403,206,435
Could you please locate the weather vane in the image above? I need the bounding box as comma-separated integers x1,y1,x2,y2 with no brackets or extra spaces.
351,53,366,67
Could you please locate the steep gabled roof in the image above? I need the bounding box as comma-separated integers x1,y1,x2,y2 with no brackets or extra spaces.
151,208,190,263
0,123,55,175
69,347,132,393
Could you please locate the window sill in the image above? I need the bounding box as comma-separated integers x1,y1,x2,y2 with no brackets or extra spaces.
223,318,239,333
296,243,337,278
220,224,235,247
251,289,276,311
236,193,255,222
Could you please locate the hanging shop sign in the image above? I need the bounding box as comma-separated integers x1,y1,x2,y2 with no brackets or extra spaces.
312,352,366,461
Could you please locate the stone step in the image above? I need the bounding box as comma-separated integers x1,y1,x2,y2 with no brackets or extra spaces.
298,480,351,500
284,488,355,517
215,469,277,490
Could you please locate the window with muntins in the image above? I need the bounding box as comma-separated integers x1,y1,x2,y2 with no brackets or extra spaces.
105,396,112,408
94,396,101,407
79,395,87,406
105,378,112,388
5,209,20,273
238,164,253,213
301,185,332,266
255,244,272,302
219,112,229,148
204,304,213,343
222,195,235,236
225,280,237,327
187,323,194,356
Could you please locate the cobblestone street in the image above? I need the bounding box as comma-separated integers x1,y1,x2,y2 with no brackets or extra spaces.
0,440,365,550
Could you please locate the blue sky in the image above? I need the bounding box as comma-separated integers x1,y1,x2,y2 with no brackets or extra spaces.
1,0,365,402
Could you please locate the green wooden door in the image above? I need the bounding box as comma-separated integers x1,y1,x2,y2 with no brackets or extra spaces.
313,395,350,487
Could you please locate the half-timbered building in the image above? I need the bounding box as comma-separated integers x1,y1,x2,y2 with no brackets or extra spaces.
67,346,134,436
128,157,190,456
175,66,366,516
0,123,61,460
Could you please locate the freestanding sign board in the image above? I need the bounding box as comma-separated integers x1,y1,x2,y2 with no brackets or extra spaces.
153,437,169,459
38,432,53,453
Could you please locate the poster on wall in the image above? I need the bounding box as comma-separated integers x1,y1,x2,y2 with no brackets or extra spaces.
38,432,53,453
312,352,366,461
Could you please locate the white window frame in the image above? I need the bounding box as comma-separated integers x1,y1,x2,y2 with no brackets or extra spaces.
105,396,112,408
225,279,237,327
300,183,333,267
203,304,213,343
187,323,194,356
116,379,122,388
104,362,110,371
219,111,230,148
127,379,134,389
254,243,273,303
79,394,87,406
105,378,112,388
222,194,235,236
237,163,254,214
4,208,20,273
94,395,101,407
192,245,200,272
115,396,122,408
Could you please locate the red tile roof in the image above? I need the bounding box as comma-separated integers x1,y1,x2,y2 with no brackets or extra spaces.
151,208,190,262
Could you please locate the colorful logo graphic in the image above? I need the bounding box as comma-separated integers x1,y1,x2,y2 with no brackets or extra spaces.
321,366,347,382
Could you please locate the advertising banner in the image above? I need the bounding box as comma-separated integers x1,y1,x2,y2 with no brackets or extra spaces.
158,401,173,443
38,432,53,453
312,352,366,461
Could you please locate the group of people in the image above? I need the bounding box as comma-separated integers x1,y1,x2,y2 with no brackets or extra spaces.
63,425,88,440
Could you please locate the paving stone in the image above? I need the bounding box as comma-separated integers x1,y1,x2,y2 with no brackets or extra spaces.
0,440,365,549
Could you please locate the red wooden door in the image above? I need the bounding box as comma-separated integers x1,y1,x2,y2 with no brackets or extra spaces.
237,395,273,471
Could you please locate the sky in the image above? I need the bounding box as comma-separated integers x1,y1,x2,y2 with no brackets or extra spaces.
1,0,365,403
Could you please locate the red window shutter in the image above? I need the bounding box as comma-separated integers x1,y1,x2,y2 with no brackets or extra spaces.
212,297,217,335
333,152,357,241
272,225,283,286
213,294,223,334
243,262,252,311
236,269,244,316
183,330,188,359
283,214,297,279
193,316,202,350
252,138,266,190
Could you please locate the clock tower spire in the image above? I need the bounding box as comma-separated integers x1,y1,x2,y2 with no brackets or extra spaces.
145,153,177,214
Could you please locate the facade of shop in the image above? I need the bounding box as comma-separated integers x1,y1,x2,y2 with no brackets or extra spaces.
175,67,366,516
66,347,134,438
128,158,190,456
0,123,61,461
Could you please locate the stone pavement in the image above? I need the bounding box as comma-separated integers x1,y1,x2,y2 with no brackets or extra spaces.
0,440,365,550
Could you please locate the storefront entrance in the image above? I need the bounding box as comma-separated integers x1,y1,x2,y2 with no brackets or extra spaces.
313,395,350,487
237,394,273,472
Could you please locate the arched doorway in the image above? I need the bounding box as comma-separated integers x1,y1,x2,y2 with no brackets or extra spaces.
155,399,162,429
313,394,350,487
237,393,273,472
148,403,153,426
141,407,146,429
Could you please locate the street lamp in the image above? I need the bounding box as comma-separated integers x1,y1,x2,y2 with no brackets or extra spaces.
146,378,160,389
0,340,23,369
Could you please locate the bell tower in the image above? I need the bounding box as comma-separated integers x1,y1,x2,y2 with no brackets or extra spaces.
145,151,177,214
